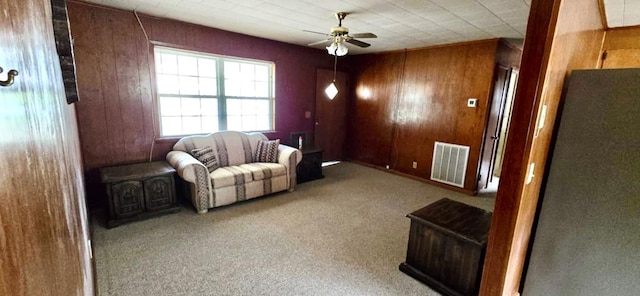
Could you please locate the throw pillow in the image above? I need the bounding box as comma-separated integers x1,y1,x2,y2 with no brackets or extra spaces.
191,146,219,172
255,139,279,163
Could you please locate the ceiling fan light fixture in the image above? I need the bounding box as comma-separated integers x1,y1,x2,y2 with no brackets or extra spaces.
326,42,348,56
336,42,348,56
306,11,375,55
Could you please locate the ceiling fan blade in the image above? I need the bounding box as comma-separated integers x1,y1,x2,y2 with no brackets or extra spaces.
350,33,377,39
303,29,329,36
308,39,332,46
346,38,371,48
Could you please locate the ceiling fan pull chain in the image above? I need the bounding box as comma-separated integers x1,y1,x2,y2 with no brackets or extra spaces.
333,49,338,81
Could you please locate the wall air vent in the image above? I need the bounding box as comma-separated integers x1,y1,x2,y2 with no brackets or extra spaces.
430,142,470,188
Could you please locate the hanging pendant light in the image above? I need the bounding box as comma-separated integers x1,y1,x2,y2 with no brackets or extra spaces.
325,48,339,100
325,81,338,100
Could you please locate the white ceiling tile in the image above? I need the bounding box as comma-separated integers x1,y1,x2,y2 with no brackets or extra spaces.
80,0,639,54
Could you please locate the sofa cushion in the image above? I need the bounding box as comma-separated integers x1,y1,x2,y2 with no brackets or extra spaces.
255,139,279,163
190,146,219,172
211,131,261,166
239,163,287,181
209,165,254,189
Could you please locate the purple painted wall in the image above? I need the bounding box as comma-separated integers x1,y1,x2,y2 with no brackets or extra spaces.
142,15,336,144
141,15,340,146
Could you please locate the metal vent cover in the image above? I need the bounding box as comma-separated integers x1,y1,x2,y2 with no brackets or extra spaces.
430,142,469,188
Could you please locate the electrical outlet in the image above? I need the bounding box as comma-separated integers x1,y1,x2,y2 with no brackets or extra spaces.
412,161,418,169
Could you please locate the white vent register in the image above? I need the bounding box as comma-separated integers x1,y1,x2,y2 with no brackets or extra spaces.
430,142,470,188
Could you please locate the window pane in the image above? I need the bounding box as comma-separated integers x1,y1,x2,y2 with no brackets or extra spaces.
159,53,178,74
255,82,268,97
255,100,270,115
198,58,216,77
155,47,274,136
199,78,217,96
255,65,268,81
243,116,257,131
227,115,242,130
178,55,198,76
160,97,181,116
202,116,218,132
256,115,270,130
224,61,239,79
242,99,257,115
240,84,255,97
161,116,182,136
240,63,255,81
182,117,202,134
157,74,179,94
179,76,199,95
226,99,242,116
181,97,201,116
201,99,218,116
155,55,163,72
225,78,241,96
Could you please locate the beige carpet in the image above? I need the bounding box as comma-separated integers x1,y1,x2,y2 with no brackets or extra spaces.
93,162,495,296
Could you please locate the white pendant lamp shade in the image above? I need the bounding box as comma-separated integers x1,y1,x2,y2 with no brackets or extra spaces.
325,82,338,100
326,42,348,56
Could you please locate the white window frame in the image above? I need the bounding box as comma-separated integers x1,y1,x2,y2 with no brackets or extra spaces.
153,46,275,137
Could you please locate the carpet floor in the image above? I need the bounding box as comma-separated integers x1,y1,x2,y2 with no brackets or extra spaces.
92,162,495,296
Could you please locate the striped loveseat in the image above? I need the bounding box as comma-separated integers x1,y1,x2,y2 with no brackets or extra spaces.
167,131,302,214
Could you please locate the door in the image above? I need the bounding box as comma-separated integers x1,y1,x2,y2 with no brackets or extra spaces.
492,69,518,178
0,1,93,295
478,65,510,190
314,68,347,161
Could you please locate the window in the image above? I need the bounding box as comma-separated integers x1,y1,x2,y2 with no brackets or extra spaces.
154,47,274,137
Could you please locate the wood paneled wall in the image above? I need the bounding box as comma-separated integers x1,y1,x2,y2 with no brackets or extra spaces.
480,0,605,294
602,25,640,68
66,1,334,207
347,40,500,193
347,51,406,167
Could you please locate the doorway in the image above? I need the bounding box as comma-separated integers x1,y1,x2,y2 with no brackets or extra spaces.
477,65,519,192
314,68,348,162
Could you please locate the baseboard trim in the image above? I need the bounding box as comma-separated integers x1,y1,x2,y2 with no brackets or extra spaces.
346,159,477,195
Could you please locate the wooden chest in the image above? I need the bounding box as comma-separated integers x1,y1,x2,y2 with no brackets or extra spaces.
100,161,180,228
400,198,492,296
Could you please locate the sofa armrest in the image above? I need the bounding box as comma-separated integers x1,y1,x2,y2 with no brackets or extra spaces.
166,151,212,214
277,144,303,189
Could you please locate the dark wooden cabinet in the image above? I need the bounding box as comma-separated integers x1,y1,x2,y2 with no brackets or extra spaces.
100,161,180,228
400,198,492,296
296,148,324,184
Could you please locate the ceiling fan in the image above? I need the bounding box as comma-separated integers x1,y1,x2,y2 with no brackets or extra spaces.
304,12,377,56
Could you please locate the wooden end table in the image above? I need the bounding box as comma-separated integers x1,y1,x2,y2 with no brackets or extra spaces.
296,148,324,184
